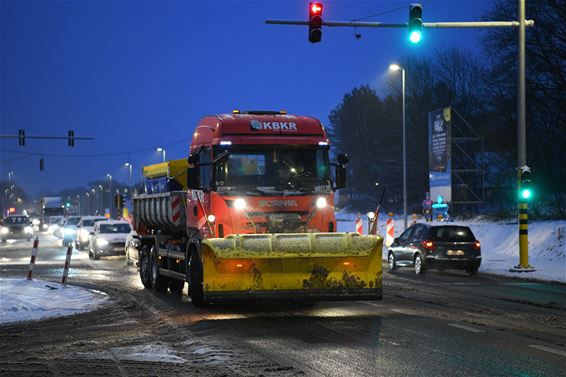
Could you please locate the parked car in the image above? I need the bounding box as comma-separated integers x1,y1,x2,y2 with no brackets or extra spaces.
1,215,33,242
387,224,481,275
89,220,132,260
61,216,82,246
75,216,107,250
125,230,139,266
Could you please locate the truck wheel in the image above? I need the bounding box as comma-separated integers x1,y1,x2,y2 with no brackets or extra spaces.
150,246,169,293
188,251,205,307
139,245,152,289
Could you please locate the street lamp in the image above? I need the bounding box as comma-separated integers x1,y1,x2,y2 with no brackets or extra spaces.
106,174,113,215
8,171,14,184
125,163,132,185
157,147,166,162
389,63,408,230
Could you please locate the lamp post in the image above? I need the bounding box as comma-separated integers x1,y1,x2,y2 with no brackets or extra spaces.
106,174,112,217
98,185,104,215
157,147,166,162
85,192,90,215
8,171,14,185
389,64,407,230
125,163,132,185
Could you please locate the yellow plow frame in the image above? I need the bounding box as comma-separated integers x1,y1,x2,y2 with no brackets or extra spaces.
201,232,382,302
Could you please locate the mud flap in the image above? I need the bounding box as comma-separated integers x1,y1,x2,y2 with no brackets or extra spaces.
201,233,383,301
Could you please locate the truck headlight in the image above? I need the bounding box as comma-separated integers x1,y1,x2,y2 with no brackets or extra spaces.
24,226,33,233
316,197,327,209
0,227,8,234
32,219,40,226
42,224,48,230
234,198,247,210
96,238,109,247
207,214,216,223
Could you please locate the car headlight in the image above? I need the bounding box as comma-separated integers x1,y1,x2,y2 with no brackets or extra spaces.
79,229,90,241
32,219,40,225
42,224,48,229
24,226,33,233
234,198,247,210
316,197,327,209
0,227,8,234
64,228,76,235
96,238,109,247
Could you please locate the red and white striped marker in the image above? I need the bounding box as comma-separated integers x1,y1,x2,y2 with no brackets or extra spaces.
385,215,395,247
61,244,74,286
355,216,363,234
27,237,40,280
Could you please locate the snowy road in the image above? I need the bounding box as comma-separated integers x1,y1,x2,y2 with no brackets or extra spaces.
1,234,565,376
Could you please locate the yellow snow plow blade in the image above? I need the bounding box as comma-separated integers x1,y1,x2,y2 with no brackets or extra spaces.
201,233,382,302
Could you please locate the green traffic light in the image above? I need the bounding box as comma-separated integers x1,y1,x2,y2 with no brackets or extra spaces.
520,188,532,200
409,31,422,43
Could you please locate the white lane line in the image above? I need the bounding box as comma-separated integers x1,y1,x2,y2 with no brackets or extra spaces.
361,301,384,309
448,323,484,333
529,345,566,357
390,308,418,316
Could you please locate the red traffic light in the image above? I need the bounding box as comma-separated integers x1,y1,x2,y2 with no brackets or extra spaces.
310,3,322,14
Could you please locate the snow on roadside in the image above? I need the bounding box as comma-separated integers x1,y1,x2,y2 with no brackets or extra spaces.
336,211,566,283
0,278,108,324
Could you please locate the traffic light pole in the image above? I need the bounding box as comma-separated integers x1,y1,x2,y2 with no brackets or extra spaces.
268,1,535,271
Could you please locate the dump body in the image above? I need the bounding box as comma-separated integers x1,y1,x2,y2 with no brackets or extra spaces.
133,111,382,305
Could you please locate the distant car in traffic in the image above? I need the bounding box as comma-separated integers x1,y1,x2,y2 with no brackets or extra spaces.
387,224,481,275
61,216,82,247
89,220,132,260
1,215,34,242
53,217,67,239
47,216,65,235
75,216,107,250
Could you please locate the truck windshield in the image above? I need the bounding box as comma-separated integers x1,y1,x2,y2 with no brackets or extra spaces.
215,147,331,195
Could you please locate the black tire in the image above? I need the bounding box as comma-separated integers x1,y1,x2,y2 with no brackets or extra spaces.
414,253,425,275
150,246,169,293
88,246,93,259
388,252,397,271
188,251,205,307
466,265,479,275
139,245,152,289
93,247,100,260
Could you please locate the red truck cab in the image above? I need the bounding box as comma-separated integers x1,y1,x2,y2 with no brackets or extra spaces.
186,110,345,239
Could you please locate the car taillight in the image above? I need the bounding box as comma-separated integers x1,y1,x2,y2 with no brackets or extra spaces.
474,240,481,249
422,240,434,250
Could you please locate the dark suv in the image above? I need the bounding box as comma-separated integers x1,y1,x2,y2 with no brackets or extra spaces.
387,224,481,275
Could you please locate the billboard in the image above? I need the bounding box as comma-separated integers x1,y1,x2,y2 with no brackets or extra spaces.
429,108,452,203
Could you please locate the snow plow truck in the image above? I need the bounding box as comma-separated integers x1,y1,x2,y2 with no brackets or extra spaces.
133,110,383,306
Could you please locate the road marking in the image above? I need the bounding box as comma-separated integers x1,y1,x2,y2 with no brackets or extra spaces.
448,323,484,333
390,308,418,316
361,301,384,309
529,345,566,357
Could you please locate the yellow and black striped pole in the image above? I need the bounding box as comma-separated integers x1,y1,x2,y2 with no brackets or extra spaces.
511,166,535,272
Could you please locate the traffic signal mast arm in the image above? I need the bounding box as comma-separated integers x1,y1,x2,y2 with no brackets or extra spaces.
266,19,535,29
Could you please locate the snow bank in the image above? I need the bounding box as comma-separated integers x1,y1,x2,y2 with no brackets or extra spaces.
336,211,566,283
0,278,108,324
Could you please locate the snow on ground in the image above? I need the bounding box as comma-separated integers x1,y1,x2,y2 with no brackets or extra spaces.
0,278,108,324
336,211,566,283
73,344,187,364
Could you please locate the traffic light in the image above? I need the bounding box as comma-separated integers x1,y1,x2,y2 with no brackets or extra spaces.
114,193,120,208
18,129,25,146
120,193,126,208
308,2,323,43
520,166,532,200
68,130,75,147
39,158,44,171
408,3,423,44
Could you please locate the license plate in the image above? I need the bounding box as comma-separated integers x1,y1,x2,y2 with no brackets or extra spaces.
447,250,464,256
113,247,123,252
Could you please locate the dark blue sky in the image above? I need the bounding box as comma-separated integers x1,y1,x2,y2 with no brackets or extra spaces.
1,0,491,197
